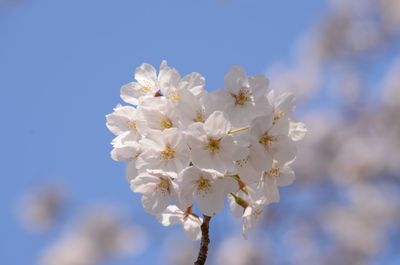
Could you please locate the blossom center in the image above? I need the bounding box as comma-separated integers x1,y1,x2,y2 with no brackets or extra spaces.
233,88,250,105
266,167,280,178
196,177,211,193
160,145,175,160
194,111,205,123
160,117,173,129
205,138,221,153
128,120,137,129
259,133,277,147
156,178,170,195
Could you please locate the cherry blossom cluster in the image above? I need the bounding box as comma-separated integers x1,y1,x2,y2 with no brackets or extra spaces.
106,61,306,240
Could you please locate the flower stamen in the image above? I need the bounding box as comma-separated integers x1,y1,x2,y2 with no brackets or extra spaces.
156,178,170,195
160,145,175,160
233,88,250,105
160,117,173,129
259,133,277,147
194,111,205,123
205,138,221,153
273,111,285,124
197,177,211,194
168,91,180,101
128,120,137,129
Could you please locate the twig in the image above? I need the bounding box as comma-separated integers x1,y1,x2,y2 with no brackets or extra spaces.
194,215,212,265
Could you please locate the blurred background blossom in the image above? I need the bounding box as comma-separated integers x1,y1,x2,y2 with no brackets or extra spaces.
1,0,400,264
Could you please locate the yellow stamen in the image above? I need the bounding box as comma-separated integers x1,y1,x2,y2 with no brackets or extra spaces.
233,88,250,105
259,133,277,147
267,167,280,178
160,117,173,129
205,138,221,153
128,120,137,129
156,179,170,195
141,86,151,94
160,145,175,160
273,111,285,124
235,157,249,167
197,177,211,193
168,92,180,101
194,111,205,123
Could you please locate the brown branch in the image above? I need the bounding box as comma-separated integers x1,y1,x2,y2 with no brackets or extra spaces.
194,215,212,265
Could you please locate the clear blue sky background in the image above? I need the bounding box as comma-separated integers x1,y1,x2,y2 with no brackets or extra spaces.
0,1,327,264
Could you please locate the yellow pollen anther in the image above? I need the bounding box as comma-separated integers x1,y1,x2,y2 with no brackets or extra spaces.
128,120,137,129
194,111,205,123
205,138,221,153
259,133,277,147
235,157,249,167
168,92,180,101
197,177,211,192
267,167,280,178
160,145,175,160
233,88,250,105
157,179,170,195
273,111,285,124
141,86,151,94
160,117,173,129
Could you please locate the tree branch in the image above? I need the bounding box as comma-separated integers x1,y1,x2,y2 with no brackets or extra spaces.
194,215,212,265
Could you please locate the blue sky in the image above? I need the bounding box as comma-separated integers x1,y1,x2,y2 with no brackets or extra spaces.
0,1,327,264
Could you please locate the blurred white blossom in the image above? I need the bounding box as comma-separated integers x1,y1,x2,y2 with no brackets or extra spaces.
19,185,65,232
38,207,147,265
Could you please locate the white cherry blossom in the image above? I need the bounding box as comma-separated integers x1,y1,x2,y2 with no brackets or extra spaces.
110,132,142,181
185,111,249,173
120,63,160,105
156,205,203,241
209,66,272,127
136,97,179,134
106,104,140,140
130,170,178,214
136,128,189,173
242,200,265,238
267,91,296,124
233,134,271,184
177,166,236,216
176,89,210,128
159,61,205,101
106,61,306,240
249,113,297,164
255,160,295,203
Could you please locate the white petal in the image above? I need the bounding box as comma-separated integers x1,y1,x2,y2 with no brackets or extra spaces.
277,164,295,186
126,161,138,182
197,183,225,216
248,75,269,97
275,92,296,114
141,192,169,214
156,205,183,226
180,72,205,96
182,216,202,241
135,63,157,88
224,66,247,93
120,82,143,105
289,121,307,141
204,111,231,138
